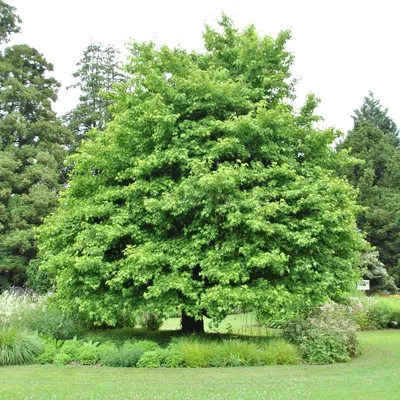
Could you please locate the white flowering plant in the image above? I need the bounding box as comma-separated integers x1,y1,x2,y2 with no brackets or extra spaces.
0,288,41,328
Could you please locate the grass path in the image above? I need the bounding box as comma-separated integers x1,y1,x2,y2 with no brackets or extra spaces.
0,330,399,399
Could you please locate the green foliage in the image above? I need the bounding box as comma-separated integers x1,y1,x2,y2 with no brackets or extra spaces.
35,340,58,364
339,93,400,289
64,42,124,146
360,251,397,294
59,337,81,360
0,9,73,290
259,339,298,365
38,16,363,329
136,349,166,368
170,337,217,367
299,330,350,364
0,327,43,365
138,313,163,331
169,336,298,367
283,301,360,364
100,342,140,367
99,340,160,367
77,341,100,365
349,295,400,330
53,352,71,365
0,0,21,43
4,291,86,340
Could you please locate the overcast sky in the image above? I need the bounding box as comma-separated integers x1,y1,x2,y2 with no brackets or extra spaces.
9,0,399,133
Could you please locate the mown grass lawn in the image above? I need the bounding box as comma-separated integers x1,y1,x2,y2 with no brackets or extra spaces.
0,330,399,400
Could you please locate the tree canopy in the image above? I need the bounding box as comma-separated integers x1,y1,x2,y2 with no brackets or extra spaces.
37,16,364,331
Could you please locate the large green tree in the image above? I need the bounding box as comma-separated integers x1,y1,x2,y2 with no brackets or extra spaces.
38,16,363,332
63,43,124,147
0,3,72,291
0,0,20,43
340,93,400,288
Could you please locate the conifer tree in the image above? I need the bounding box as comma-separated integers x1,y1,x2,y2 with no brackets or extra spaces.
0,2,72,291
340,93,400,289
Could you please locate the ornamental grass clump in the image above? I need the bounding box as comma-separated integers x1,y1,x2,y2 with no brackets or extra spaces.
0,288,40,328
0,327,43,366
168,336,298,367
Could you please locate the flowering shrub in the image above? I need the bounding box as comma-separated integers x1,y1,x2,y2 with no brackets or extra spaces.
283,301,360,364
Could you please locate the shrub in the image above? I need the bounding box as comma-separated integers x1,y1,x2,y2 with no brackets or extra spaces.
59,337,81,360
138,314,163,331
35,340,58,364
53,352,72,365
162,349,184,367
0,327,43,366
17,299,86,340
348,295,400,330
169,337,298,368
0,289,86,340
99,340,160,367
300,330,350,364
78,346,99,365
283,301,360,364
137,350,166,368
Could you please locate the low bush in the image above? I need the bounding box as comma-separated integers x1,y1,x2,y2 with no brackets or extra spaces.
59,337,81,360
283,301,360,364
53,352,72,365
0,327,43,366
35,340,58,364
349,295,400,330
16,299,87,340
138,314,163,331
137,349,166,368
99,340,160,367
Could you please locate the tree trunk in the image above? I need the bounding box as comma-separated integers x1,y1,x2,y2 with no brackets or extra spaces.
181,311,204,334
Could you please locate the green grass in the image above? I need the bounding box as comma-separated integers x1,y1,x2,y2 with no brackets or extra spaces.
0,330,399,399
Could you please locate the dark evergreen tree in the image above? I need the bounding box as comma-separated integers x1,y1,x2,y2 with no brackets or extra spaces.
340,93,400,289
0,3,72,291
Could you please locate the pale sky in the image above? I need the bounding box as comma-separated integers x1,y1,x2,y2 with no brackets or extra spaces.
9,0,400,133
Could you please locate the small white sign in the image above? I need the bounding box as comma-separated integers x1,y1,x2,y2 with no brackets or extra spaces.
357,280,370,291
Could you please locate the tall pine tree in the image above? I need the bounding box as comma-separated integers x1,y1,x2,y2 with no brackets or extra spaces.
0,2,72,291
340,93,400,289
63,43,124,147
